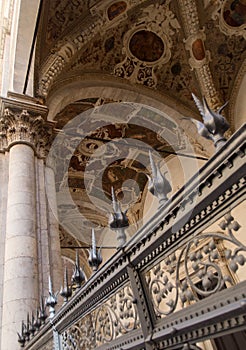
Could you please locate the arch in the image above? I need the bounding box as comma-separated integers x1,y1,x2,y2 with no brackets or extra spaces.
46,74,196,121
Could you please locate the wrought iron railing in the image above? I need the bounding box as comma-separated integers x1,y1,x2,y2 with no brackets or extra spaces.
22,122,246,350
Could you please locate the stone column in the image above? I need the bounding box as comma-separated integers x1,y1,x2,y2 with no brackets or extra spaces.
45,164,63,297
1,143,38,350
0,93,51,350
0,152,8,347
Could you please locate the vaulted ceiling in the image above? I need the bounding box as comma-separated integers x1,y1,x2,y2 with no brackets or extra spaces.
34,0,246,254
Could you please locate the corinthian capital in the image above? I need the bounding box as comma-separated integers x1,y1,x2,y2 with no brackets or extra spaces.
0,93,56,157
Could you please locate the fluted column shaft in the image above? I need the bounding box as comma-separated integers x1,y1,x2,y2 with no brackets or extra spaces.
1,144,38,350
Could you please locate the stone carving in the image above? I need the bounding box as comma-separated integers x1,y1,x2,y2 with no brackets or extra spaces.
0,107,55,157
146,213,244,318
61,284,139,349
46,0,88,46
0,0,14,60
204,16,246,121
38,0,147,96
39,18,103,97
178,0,222,109
212,0,246,39
185,30,211,69
114,1,180,87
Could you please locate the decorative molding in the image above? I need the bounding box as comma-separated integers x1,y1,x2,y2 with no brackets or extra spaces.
185,29,211,69
178,0,223,109
0,0,15,59
178,0,200,35
152,282,246,347
38,17,103,97
114,1,180,87
37,1,148,97
146,213,244,317
90,0,129,29
61,284,139,349
212,0,246,39
0,94,55,157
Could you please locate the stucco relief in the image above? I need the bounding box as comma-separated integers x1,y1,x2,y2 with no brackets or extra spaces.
212,0,246,38
185,30,211,69
114,2,180,87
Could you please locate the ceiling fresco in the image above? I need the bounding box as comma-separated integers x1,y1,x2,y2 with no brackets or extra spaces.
35,0,246,252
50,101,188,246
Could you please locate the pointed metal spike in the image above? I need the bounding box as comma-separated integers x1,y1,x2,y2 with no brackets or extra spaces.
148,151,172,207
46,276,58,319
75,249,80,269
192,93,205,117
149,150,157,177
91,228,96,252
60,266,72,303
71,250,85,290
192,93,230,152
88,229,103,272
111,187,120,213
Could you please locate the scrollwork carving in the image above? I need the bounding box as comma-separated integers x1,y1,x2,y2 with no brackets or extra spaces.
212,0,246,39
61,284,139,349
114,1,180,87
146,212,246,318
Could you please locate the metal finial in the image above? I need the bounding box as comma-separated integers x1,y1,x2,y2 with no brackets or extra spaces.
148,151,172,207
88,229,103,272
109,187,129,249
29,312,36,337
60,266,72,304
17,321,26,347
23,314,30,342
39,296,48,324
71,250,85,290
46,276,58,319
192,93,229,151
33,307,41,330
